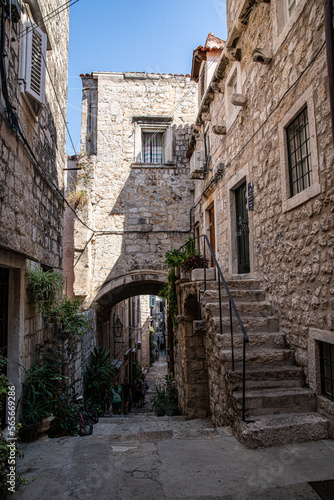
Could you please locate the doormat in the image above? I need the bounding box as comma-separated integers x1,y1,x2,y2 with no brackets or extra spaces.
309,480,334,500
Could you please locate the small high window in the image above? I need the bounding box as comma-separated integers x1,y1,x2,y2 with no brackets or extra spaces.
133,116,173,166
142,132,164,164
286,107,312,197
319,341,334,401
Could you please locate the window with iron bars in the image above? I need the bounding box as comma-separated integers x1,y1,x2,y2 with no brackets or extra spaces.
286,107,312,197
319,341,334,401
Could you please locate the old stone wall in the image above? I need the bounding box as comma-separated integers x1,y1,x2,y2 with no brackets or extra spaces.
174,281,210,419
73,73,198,306
191,0,333,383
0,0,69,393
140,295,151,369
0,0,69,268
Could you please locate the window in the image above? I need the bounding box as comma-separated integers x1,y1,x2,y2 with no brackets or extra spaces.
273,0,306,54
142,132,164,164
225,62,241,130
20,11,47,117
320,341,334,401
228,71,238,116
279,87,321,213
133,117,173,166
286,107,312,197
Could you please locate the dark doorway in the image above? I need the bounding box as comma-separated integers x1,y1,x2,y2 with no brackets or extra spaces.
0,268,9,428
235,182,250,274
208,205,215,267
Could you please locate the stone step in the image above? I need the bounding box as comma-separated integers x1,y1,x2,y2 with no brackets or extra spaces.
203,288,266,302
203,301,272,317
220,347,295,366
201,279,264,291
237,412,329,448
210,315,279,333
214,332,286,349
227,364,305,390
233,387,317,417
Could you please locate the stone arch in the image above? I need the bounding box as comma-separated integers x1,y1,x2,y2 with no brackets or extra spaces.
95,269,168,308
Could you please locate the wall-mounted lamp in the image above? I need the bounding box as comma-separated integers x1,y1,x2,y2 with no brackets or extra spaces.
113,316,123,338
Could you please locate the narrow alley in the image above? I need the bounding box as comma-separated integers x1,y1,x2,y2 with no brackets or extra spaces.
12,355,334,500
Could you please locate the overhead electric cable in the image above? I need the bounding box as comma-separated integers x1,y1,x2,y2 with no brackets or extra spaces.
16,0,79,41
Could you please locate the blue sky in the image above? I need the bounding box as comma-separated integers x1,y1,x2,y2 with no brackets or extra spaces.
66,0,227,155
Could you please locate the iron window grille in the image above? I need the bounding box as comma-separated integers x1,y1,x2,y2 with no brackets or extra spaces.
319,341,334,401
286,107,312,197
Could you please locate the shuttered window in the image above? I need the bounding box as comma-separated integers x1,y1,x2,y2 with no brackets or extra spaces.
25,24,47,104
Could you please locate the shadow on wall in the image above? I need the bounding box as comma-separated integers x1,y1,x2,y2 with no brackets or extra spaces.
75,124,195,310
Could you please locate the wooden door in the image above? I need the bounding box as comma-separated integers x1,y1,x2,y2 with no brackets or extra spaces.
209,206,215,267
235,183,250,274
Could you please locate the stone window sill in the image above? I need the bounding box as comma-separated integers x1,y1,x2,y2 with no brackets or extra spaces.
282,182,321,213
131,162,176,169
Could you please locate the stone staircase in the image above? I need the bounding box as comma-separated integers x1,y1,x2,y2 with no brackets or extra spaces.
201,278,329,448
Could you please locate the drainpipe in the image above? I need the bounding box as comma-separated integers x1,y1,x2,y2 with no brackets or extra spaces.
324,0,334,143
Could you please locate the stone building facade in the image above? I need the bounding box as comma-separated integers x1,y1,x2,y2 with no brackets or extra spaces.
71,72,198,353
0,0,69,395
173,0,334,445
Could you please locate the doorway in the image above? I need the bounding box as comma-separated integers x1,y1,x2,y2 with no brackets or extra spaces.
208,205,215,267
235,182,250,274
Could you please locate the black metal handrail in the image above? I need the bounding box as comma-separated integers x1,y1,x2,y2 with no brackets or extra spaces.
178,234,249,421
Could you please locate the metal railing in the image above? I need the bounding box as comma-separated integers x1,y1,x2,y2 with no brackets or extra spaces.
179,235,249,421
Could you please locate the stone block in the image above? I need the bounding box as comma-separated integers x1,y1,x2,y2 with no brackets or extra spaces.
191,268,216,282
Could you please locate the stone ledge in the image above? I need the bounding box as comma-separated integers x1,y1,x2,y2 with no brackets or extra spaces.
131,162,177,169
191,267,216,281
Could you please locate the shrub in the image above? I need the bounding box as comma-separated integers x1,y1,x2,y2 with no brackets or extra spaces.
152,374,179,417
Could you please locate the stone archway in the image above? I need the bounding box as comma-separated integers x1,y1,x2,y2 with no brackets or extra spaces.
95,269,167,308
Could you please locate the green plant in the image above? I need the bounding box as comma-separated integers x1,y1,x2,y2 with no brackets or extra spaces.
51,296,91,348
0,354,30,496
0,356,8,413
164,248,186,269
19,342,65,438
48,393,78,438
152,374,179,417
26,267,64,316
84,348,116,412
161,237,200,328
131,360,143,386
159,268,178,327
181,255,208,273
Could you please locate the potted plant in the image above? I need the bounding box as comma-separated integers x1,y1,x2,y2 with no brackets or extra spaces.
164,249,186,279
26,267,65,317
20,395,50,442
181,254,208,278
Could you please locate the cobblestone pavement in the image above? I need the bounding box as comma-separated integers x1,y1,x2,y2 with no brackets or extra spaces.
12,355,334,499
131,351,167,415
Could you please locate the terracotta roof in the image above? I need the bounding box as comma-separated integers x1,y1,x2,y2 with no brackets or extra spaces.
79,72,191,78
191,33,225,81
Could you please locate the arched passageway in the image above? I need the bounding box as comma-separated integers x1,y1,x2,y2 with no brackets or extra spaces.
94,270,169,416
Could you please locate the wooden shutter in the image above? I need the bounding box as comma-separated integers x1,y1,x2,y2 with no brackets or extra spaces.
25,24,47,105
